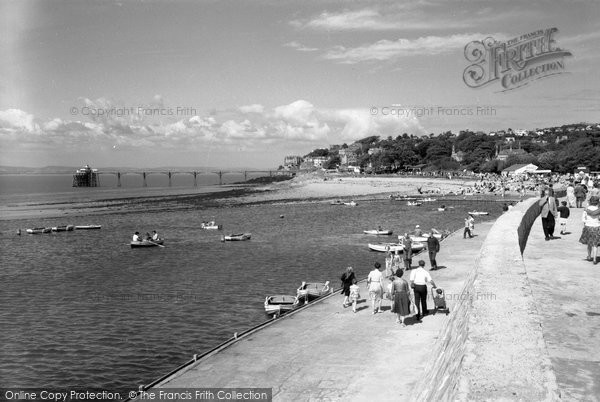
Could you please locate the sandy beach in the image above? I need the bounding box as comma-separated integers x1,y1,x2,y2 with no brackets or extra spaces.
0,173,492,222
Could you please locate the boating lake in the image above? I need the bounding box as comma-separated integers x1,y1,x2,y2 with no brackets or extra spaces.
0,193,503,393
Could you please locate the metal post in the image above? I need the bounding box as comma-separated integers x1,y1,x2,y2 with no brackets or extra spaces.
168,171,172,187
143,172,147,187
218,171,223,185
117,172,121,187
193,171,197,187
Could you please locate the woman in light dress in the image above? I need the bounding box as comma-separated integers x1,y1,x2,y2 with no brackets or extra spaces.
566,182,576,208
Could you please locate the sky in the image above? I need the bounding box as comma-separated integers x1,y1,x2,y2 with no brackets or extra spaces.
1,0,599,168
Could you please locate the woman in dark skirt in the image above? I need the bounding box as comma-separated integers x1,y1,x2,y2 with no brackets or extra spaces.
390,268,411,326
340,266,356,307
580,196,600,264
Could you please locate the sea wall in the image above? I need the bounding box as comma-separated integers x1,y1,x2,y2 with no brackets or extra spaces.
413,198,560,401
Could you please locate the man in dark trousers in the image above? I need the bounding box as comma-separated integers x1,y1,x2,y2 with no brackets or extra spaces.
427,232,440,270
409,260,437,321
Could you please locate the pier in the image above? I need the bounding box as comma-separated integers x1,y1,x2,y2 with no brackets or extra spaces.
96,170,294,187
129,198,599,400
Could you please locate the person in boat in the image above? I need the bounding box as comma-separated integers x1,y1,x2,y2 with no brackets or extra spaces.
144,232,152,241
132,232,141,242
340,267,356,308
413,225,423,237
151,230,159,241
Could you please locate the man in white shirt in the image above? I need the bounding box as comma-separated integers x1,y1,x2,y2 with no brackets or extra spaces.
132,231,141,242
409,260,437,321
151,230,159,241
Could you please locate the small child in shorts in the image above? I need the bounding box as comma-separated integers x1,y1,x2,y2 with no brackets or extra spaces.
349,280,360,313
557,201,570,235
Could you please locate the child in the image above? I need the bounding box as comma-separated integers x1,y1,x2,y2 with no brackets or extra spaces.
349,280,360,313
557,201,570,235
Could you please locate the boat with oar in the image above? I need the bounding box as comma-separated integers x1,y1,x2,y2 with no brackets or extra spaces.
130,239,164,248
363,229,393,235
368,241,426,253
75,225,102,230
296,281,331,303
264,295,300,316
51,225,75,232
221,233,251,241
201,221,223,230
26,227,52,234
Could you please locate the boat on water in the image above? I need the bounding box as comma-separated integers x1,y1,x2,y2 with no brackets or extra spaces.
51,225,75,232
368,241,426,253
390,195,417,201
437,207,446,212
421,197,437,202
221,233,251,241
130,239,164,248
363,229,393,235
201,221,222,230
26,227,52,234
344,201,357,206
468,211,489,216
296,281,331,303
264,295,300,316
330,200,344,205
75,225,102,230
407,201,422,206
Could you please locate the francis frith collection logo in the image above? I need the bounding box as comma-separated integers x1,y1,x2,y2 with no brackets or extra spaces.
463,28,572,91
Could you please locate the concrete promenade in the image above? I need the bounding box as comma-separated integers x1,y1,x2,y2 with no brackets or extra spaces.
523,207,600,400
143,222,495,401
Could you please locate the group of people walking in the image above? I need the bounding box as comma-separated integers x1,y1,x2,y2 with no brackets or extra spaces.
340,259,438,327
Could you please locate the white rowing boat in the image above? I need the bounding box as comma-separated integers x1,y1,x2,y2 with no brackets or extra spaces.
368,241,426,253
222,233,251,241
363,229,393,235
296,281,331,303
468,211,489,216
264,295,300,316
75,225,102,230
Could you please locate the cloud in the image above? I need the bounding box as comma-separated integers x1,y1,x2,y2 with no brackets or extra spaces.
0,101,424,156
323,33,504,63
283,41,319,52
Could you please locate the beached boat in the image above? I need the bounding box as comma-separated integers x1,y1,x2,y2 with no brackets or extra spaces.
468,211,489,216
201,221,222,230
407,201,422,206
363,229,393,235
221,233,251,241
130,239,164,248
410,233,443,242
26,227,52,234
368,241,426,253
51,225,75,232
264,295,300,316
74,225,102,230
296,281,331,303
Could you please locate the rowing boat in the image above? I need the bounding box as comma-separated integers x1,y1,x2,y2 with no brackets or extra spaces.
264,295,300,316
363,229,393,235
75,225,102,230
222,233,251,241
26,227,52,234
296,281,331,303
51,225,75,232
468,211,489,216
407,201,422,206
368,241,426,253
201,221,222,230
130,239,164,248
410,233,443,242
